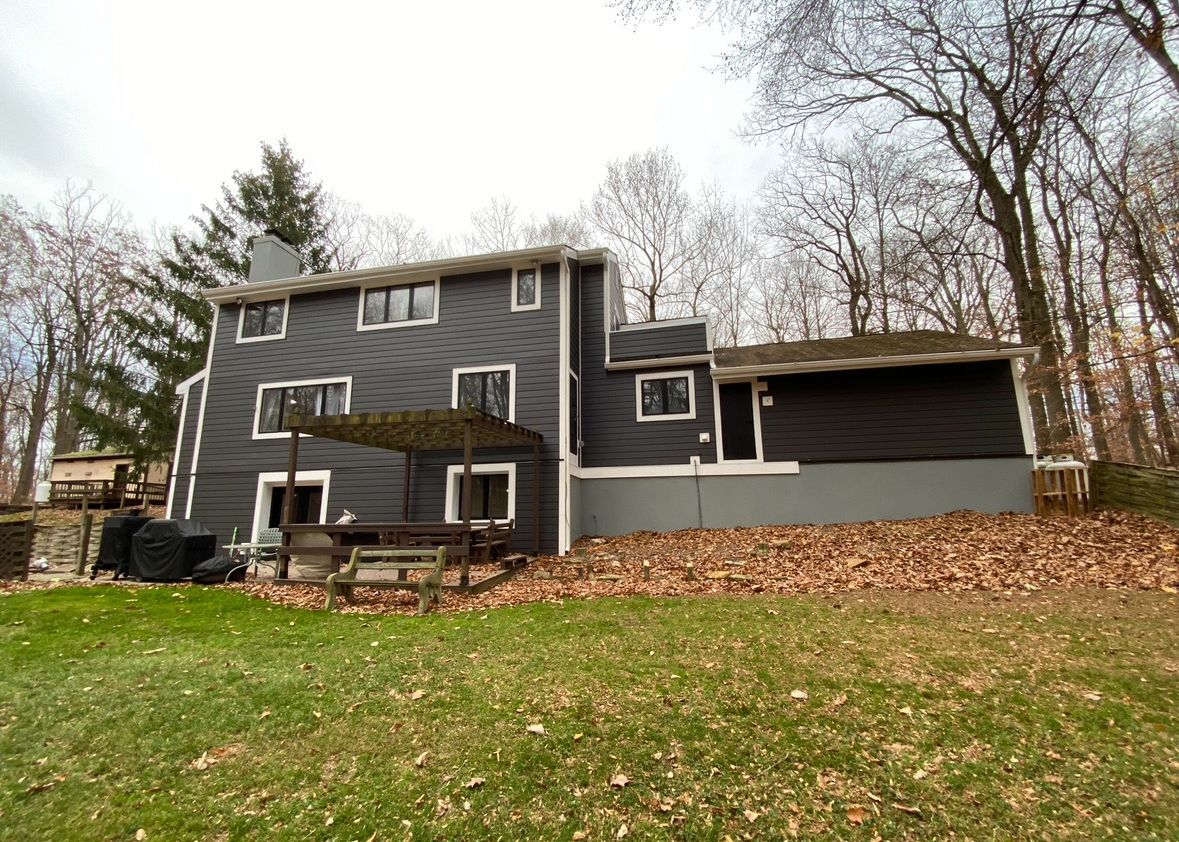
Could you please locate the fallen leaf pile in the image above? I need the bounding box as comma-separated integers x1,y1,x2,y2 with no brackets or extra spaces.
223,509,1178,616
5,510,1175,614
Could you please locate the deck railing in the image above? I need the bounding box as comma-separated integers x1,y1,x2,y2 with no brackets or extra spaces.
49,480,168,508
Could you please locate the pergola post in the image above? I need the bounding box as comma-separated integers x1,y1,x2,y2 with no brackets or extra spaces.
532,441,540,556
461,419,473,587
401,447,412,522
281,425,300,579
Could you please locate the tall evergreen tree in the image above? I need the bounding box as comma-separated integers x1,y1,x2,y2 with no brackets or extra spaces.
78,139,332,471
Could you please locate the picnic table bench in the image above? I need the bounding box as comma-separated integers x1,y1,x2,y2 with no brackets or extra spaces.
324,545,447,614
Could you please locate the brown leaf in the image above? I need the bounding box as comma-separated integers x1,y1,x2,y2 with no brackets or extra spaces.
465,777,486,789
847,806,868,825
414,751,430,767
609,773,630,788
790,689,808,701
408,689,426,700
526,723,546,736
893,803,924,817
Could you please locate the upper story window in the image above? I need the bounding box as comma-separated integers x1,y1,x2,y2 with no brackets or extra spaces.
452,364,516,422
357,280,438,331
254,377,351,439
511,267,541,312
237,298,288,343
635,370,696,422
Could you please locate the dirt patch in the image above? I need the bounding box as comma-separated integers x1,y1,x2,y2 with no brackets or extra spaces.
233,509,1178,615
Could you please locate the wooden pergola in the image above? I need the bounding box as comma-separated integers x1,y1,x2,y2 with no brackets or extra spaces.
281,408,544,569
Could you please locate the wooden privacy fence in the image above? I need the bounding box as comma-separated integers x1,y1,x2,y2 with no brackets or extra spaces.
1032,466,1090,517
1090,461,1179,527
0,518,33,581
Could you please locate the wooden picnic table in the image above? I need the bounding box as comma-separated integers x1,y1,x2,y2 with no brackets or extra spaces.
275,520,513,587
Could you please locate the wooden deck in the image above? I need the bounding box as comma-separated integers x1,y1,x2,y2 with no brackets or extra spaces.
48,480,168,509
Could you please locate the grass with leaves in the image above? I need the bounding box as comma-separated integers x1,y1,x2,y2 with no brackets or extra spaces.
0,586,1175,840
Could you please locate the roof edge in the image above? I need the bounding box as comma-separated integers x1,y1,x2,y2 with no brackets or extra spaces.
712,346,1039,379
203,245,601,304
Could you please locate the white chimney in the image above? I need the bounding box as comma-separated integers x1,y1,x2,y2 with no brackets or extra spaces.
249,230,302,282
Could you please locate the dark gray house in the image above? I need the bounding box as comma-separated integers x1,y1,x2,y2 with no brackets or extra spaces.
168,235,1037,554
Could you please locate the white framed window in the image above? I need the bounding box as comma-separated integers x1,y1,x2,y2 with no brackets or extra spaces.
356,279,439,331
635,370,696,422
444,462,516,523
511,266,541,312
452,364,516,422
253,376,353,440
251,469,331,541
237,297,289,343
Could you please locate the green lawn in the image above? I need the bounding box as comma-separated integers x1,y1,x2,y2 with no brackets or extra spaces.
0,587,1175,840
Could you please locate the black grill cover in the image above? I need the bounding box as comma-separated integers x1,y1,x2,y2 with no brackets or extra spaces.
96,516,154,575
130,519,217,581
191,554,246,585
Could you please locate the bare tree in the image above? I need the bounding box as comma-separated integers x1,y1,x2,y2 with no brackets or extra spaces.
585,148,709,321
324,196,438,270
623,0,1109,449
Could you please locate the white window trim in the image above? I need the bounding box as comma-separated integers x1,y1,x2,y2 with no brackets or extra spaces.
356,278,440,332
252,375,353,441
635,369,696,422
236,296,290,344
712,379,765,463
451,363,517,423
444,462,516,523
511,266,542,312
251,469,331,541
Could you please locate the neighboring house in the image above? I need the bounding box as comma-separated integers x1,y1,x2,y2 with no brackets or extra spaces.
168,233,1037,554
51,450,169,486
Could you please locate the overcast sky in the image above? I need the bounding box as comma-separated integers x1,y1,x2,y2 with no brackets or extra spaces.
0,0,777,238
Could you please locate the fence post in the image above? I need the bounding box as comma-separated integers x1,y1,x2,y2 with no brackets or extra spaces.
74,512,94,577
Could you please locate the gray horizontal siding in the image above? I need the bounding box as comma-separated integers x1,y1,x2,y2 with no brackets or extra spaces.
189,264,561,552
580,266,718,467
610,321,709,361
759,361,1027,462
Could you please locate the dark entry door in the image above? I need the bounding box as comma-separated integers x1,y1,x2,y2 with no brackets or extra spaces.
719,382,758,460
268,486,323,528
113,464,130,490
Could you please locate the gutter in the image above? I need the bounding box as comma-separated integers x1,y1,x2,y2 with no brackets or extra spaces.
711,346,1040,380
203,244,583,304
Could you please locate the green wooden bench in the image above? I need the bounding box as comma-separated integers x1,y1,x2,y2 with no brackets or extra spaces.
324,545,447,614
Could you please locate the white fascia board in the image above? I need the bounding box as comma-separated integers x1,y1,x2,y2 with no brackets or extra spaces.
203,245,580,304
712,347,1040,381
606,354,714,371
613,316,711,332
174,369,207,395
571,462,800,479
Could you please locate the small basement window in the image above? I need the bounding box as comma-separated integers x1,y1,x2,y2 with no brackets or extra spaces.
635,370,695,422
238,298,287,342
359,280,438,329
445,463,516,522
511,267,540,311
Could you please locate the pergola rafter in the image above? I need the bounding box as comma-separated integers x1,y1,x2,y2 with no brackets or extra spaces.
280,407,544,570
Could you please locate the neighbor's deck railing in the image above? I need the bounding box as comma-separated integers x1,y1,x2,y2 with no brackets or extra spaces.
49,480,168,508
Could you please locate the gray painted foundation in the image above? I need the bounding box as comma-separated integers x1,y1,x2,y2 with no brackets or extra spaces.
576,457,1033,537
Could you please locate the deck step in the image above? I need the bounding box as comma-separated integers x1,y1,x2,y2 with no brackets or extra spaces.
500,553,529,569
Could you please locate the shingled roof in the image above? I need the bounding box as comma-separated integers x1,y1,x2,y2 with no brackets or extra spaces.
714,330,1033,370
